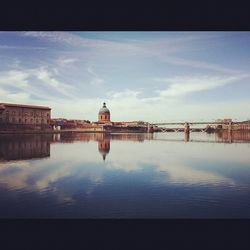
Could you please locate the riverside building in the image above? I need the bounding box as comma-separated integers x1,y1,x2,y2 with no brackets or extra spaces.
0,103,51,131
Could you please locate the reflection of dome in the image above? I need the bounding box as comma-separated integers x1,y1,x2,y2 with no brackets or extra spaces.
98,102,111,123
98,139,110,161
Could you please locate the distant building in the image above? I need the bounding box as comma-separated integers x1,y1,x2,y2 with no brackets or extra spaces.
0,103,51,131
215,118,232,123
98,102,111,123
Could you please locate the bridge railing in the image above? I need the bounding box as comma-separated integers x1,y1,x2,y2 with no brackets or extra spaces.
150,121,235,126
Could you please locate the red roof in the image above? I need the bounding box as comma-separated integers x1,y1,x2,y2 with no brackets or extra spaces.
0,103,51,110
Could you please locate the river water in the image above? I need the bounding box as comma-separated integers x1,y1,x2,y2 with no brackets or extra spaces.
0,131,250,218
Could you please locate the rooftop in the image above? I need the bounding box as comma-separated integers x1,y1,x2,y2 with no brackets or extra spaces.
0,103,51,110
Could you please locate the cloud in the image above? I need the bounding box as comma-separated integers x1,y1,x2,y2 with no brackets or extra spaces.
157,55,244,74
57,57,79,66
34,67,74,95
0,45,46,50
154,74,250,98
0,67,76,104
22,32,138,53
20,32,245,77
107,89,140,99
0,70,30,87
87,65,105,86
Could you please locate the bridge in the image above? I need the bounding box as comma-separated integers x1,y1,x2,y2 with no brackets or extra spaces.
146,121,237,133
151,121,232,125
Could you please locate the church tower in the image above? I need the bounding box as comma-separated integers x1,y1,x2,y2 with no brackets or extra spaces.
98,102,110,123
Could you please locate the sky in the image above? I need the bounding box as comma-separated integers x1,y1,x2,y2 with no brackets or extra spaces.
0,31,250,122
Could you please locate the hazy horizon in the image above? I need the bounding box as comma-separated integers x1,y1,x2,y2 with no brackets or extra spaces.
0,31,250,122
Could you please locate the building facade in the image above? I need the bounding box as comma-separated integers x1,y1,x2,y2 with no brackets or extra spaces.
0,103,51,131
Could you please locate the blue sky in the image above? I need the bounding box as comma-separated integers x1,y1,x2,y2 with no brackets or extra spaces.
0,31,250,122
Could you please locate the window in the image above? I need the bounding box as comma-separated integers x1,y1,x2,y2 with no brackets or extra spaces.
31,118,33,123
12,117,15,123
47,120,49,124
36,119,38,123
25,119,27,124
19,118,21,123
42,119,44,123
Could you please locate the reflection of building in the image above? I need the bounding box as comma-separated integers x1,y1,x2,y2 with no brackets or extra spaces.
98,102,111,123
98,135,110,161
0,135,51,161
56,132,153,143
215,130,250,143
0,103,51,131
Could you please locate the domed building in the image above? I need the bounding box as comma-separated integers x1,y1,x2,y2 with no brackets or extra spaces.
98,102,110,123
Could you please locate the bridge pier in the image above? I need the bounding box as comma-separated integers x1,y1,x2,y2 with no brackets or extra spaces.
228,122,233,132
227,122,233,143
184,122,190,133
228,129,233,143
184,131,190,142
147,124,154,133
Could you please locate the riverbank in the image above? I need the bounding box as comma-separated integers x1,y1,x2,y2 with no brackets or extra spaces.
1,128,250,135
0,128,148,134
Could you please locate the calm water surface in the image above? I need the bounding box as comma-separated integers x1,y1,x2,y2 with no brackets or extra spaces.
0,131,250,218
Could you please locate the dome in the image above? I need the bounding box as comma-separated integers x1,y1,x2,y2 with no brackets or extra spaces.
99,102,110,114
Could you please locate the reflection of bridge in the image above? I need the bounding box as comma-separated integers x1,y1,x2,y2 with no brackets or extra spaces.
153,138,250,144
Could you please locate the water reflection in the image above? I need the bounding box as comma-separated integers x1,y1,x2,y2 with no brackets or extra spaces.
98,136,110,161
0,133,151,162
0,131,250,218
0,131,250,162
215,130,250,143
0,134,51,161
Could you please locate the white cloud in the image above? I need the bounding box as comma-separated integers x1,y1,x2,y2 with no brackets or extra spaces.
22,32,138,53
87,65,105,86
57,57,79,66
0,45,45,50
158,55,244,74
107,89,140,99
155,74,250,98
0,70,29,87
20,32,245,77
0,67,76,104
